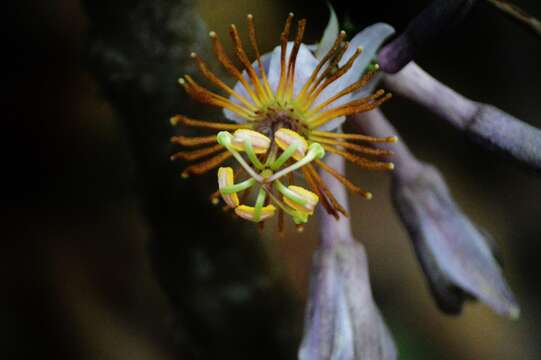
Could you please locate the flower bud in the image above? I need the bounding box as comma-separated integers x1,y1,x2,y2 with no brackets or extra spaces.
231,129,270,154
217,167,240,208
392,163,520,318
274,128,308,160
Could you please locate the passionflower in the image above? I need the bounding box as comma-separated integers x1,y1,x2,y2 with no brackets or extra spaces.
171,12,397,230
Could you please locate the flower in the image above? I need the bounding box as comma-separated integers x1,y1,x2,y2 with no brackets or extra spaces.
170,13,398,230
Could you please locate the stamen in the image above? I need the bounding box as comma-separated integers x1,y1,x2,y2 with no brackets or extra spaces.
210,190,221,205
180,76,256,120
217,131,264,182
170,135,217,146
170,143,224,161
315,159,372,199
310,130,398,143
296,30,346,101
277,208,285,237
171,115,248,130
235,204,276,222
181,151,233,178
277,13,294,99
218,167,241,208
281,184,319,215
190,52,257,111
262,186,306,223
285,19,307,98
310,136,393,156
302,47,363,110
230,129,271,154
308,92,393,129
274,128,308,161
305,66,381,116
298,41,349,107
301,166,337,218
228,24,268,103
209,31,262,106
322,145,394,170
306,164,348,217
246,14,273,98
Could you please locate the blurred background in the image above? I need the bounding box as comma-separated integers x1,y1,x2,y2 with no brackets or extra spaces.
4,0,541,359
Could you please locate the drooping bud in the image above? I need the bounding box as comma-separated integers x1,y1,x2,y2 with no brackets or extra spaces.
275,128,308,160
282,185,319,215
234,204,276,222
217,167,240,208
231,129,271,154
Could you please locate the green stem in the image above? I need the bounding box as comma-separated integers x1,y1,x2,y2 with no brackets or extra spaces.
220,178,256,195
253,187,267,222
271,142,298,170
244,138,265,170
217,131,263,182
264,187,308,224
266,143,325,183
275,180,307,206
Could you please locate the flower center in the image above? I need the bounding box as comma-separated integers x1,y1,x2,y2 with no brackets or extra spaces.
254,106,308,139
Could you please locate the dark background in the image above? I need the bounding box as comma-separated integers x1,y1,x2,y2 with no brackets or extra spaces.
4,0,541,359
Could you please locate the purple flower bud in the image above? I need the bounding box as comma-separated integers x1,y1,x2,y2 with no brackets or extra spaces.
378,0,476,73
383,62,541,173
351,110,520,318
299,154,397,360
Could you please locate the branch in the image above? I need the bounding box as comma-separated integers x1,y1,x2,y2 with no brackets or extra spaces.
486,0,541,37
382,62,541,173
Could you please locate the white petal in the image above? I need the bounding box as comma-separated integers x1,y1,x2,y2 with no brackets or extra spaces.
315,4,339,60
341,23,395,85
317,116,346,132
